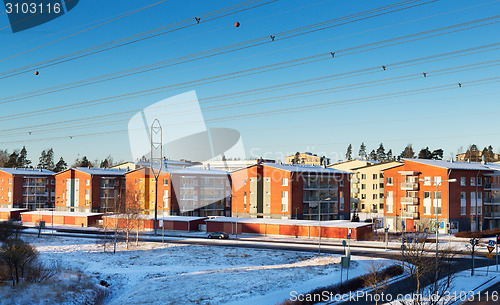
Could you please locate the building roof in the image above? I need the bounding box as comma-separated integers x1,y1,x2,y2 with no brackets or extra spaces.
205,217,372,228
403,159,492,171
104,214,207,222
0,208,28,212
350,161,402,171
21,211,103,217
73,167,127,176
0,168,55,176
263,163,352,175
125,165,229,176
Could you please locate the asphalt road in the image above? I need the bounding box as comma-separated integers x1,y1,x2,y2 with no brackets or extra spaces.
460,280,500,305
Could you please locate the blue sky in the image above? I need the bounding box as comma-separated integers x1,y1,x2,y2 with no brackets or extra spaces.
0,0,499,165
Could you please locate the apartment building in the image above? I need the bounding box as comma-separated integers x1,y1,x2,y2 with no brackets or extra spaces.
0,168,55,210
231,163,351,220
383,159,493,233
484,163,500,230
125,166,232,217
349,162,401,216
285,152,330,166
55,168,127,213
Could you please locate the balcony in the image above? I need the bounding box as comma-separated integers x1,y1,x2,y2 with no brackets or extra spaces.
351,187,360,194
379,177,385,184
485,183,500,190
303,183,338,190
484,198,500,205
101,184,115,189
484,212,500,218
351,198,359,204
401,182,419,191
401,197,419,205
351,177,360,183
401,211,419,219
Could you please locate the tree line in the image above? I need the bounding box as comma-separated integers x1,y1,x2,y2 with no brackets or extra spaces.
345,143,445,163
0,146,117,172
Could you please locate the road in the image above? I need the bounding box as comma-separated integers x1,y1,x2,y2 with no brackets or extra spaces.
461,280,500,305
26,228,498,305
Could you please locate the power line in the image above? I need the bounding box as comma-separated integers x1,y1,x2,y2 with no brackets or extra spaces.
1,75,499,144
0,40,499,125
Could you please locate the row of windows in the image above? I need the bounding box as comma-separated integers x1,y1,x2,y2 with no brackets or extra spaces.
385,176,485,186
359,173,384,180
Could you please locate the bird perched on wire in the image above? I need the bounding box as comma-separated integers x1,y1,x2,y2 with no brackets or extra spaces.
270,35,275,41
382,66,386,71
423,72,427,77
195,17,201,24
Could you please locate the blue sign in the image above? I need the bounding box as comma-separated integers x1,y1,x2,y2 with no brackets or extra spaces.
347,234,351,240
489,240,495,247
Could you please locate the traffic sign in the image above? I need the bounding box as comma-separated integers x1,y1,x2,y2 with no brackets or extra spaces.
487,246,495,253
489,240,495,247
487,253,493,259
347,234,351,240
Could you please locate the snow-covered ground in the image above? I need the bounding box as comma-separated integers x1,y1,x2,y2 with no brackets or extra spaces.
11,235,395,305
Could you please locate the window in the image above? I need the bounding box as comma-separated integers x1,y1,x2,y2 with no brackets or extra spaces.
282,178,288,186
281,191,288,212
372,194,378,200
244,179,247,185
361,174,366,180
424,191,431,215
460,192,466,215
372,184,377,190
471,177,476,186
339,191,344,211
478,178,482,186
386,177,393,185
434,176,442,185
361,184,366,190
471,192,476,215
244,191,247,209
86,179,90,186
380,183,384,189
339,180,344,187
373,174,377,180
361,194,366,199
423,177,432,186
8,179,11,184
460,192,466,200
461,177,466,186
163,179,169,186
434,191,441,215
380,173,384,178
386,191,393,213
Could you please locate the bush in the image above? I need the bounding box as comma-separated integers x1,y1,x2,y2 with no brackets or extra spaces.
454,228,500,239
275,265,403,305
0,221,24,242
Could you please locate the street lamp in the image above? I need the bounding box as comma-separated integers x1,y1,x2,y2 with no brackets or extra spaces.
318,196,331,255
419,177,456,291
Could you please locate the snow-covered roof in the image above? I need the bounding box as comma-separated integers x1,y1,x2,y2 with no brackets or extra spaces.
21,211,103,217
0,208,28,212
485,163,500,172
104,214,207,222
0,168,54,175
205,217,372,228
74,167,127,176
263,163,352,175
404,159,492,171
167,166,229,176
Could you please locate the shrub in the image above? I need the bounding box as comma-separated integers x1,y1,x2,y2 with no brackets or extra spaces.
454,228,500,239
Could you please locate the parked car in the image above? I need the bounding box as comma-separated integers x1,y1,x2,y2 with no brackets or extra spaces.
208,232,229,239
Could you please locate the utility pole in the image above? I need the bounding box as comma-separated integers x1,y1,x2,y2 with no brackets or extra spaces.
150,119,163,236
471,238,478,276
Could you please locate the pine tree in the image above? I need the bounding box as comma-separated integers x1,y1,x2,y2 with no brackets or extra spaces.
386,149,393,161
369,150,377,161
38,150,47,169
6,151,19,168
346,144,353,160
431,149,444,160
292,152,300,164
400,144,415,159
376,143,386,162
487,145,495,162
18,146,31,167
418,147,432,159
54,157,68,172
80,156,91,167
45,148,55,170
359,142,367,160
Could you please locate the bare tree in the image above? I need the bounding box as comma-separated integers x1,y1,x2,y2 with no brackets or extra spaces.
363,261,388,305
398,233,457,305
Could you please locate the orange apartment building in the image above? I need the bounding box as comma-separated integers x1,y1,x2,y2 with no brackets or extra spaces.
0,168,55,210
125,166,232,217
231,163,351,220
383,159,494,233
54,167,127,213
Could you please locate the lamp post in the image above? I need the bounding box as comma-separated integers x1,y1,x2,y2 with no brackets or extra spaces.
318,196,331,255
419,177,456,291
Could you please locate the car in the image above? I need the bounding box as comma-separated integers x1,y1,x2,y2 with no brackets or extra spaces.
208,232,229,239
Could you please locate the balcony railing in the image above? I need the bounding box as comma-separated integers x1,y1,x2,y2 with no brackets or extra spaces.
401,197,419,205
485,183,500,190
401,211,419,219
484,212,500,218
101,184,115,189
351,187,359,194
401,182,419,191
379,177,385,183
351,177,360,183
304,183,338,189
484,198,500,205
